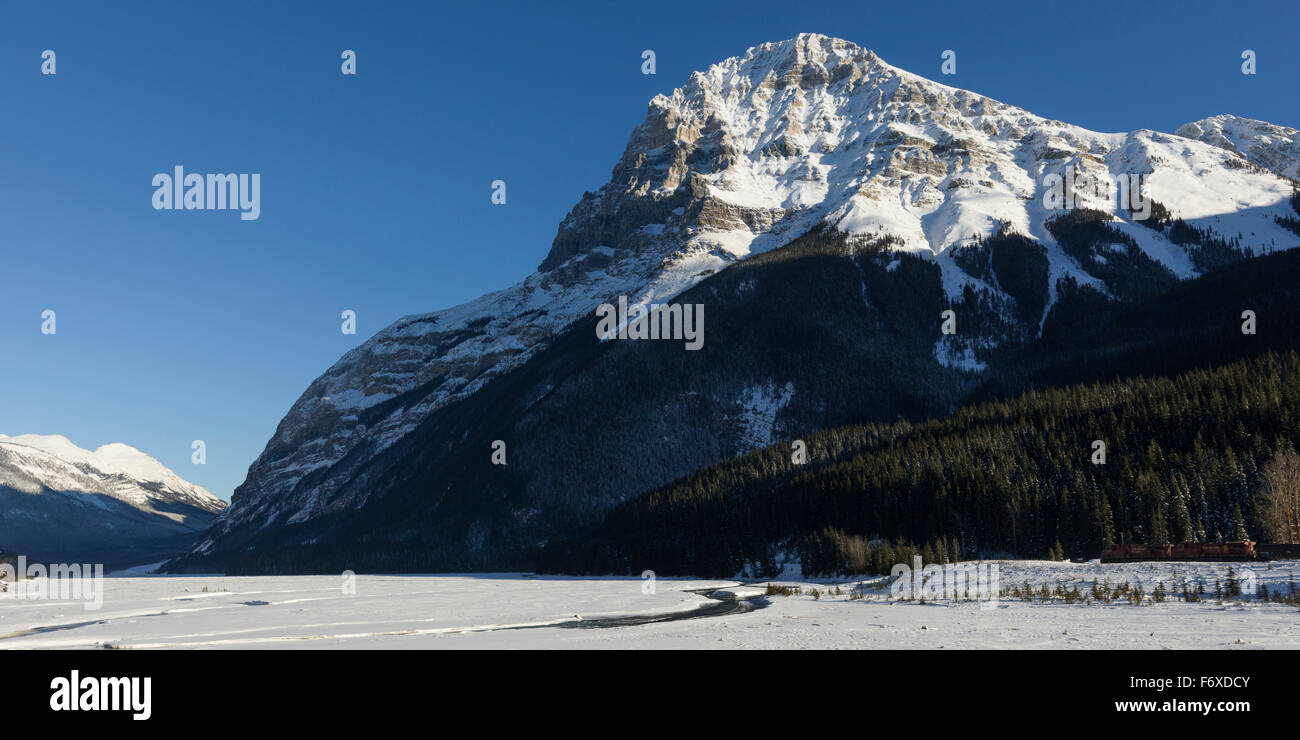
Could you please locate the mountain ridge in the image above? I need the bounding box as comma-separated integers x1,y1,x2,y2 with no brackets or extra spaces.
174,33,1300,573
0,434,225,566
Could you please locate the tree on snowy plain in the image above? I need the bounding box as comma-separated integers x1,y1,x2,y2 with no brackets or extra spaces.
1259,451,1300,543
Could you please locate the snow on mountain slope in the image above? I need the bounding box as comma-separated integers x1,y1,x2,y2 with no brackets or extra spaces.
201,34,1300,544
0,434,224,521
1176,115,1300,180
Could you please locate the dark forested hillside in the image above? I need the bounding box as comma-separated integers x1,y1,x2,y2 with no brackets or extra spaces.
181,229,1300,577
538,247,1300,577
539,351,1300,577
977,244,1300,401
195,228,982,574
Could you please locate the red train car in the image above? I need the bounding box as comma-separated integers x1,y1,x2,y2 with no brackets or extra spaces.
1101,541,1256,562
1190,541,1257,560
1101,543,1170,561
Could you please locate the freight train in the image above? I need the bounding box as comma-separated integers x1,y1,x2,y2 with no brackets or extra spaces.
1100,541,1257,563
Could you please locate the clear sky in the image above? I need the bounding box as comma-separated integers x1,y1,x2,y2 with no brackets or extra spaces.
2,0,1296,501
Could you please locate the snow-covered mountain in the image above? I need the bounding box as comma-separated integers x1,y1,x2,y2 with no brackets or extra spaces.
1176,115,1300,180
178,34,1300,572
0,434,225,565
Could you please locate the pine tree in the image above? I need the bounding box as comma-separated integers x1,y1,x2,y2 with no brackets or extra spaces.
1232,505,1248,541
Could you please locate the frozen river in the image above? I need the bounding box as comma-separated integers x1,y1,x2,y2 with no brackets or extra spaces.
2,561,1298,649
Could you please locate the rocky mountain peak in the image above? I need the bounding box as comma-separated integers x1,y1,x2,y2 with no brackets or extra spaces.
1176,114,1300,180
189,36,1300,559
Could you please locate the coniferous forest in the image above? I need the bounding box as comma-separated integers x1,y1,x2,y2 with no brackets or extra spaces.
215,241,1300,577
538,245,1300,578
539,351,1300,577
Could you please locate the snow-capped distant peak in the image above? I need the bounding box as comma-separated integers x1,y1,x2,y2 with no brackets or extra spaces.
0,433,224,516
91,442,190,486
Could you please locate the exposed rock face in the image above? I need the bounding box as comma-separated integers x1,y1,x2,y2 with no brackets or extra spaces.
0,434,225,565
179,34,1300,571
1176,115,1300,180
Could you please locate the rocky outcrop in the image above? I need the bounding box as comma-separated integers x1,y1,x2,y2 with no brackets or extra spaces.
1176,115,1300,180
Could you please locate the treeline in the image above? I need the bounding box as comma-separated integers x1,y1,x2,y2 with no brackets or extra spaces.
1168,219,1250,271
1277,188,1300,239
1046,208,1178,300
1137,197,1253,271
538,351,1300,577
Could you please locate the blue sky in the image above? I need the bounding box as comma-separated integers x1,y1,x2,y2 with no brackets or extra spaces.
2,0,1296,500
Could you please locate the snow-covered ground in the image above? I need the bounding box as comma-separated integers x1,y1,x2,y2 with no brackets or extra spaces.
1,560,1297,649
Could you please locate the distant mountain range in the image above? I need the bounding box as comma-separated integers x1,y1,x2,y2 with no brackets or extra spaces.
0,434,225,567
165,33,1299,574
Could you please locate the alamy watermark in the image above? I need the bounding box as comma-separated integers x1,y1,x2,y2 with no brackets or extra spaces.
50,670,151,720
0,556,104,610
1043,169,1151,220
595,296,704,350
152,166,261,221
